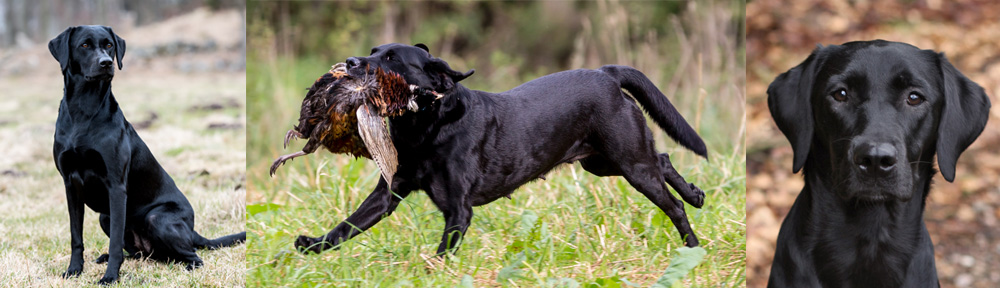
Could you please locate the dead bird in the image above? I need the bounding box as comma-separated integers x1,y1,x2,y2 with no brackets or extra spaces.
270,63,442,185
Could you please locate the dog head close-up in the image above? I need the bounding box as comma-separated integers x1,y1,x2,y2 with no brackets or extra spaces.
48,25,126,82
345,43,473,93
768,40,990,203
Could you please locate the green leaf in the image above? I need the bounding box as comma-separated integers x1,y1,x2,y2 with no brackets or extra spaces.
519,210,539,236
506,239,527,254
456,275,474,288
247,203,283,216
545,277,581,288
587,276,623,288
497,251,527,283
652,247,707,288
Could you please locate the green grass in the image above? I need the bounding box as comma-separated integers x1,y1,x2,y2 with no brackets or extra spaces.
246,56,745,287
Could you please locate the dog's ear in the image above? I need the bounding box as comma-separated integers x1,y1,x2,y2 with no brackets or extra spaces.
103,26,126,70
414,43,430,53
935,53,990,182
49,26,77,72
423,57,474,92
768,46,828,173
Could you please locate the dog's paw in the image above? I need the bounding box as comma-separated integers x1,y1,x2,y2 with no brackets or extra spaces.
97,274,118,285
295,235,335,254
684,234,700,248
683,183,705,209
185,259,204,271
95,254,109,264
294,235,320,254
62,266,83,278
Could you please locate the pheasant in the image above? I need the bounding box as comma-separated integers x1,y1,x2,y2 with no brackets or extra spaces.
270,63,442,185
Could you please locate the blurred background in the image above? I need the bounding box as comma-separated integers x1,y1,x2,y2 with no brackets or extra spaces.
247,1,745,287
747,0,1000,287
0,1,246,286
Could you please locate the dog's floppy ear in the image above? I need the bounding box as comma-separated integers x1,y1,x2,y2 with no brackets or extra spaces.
768,46,828,173
935,53,990,182
103,26,126,70
49,26,77,72
414,43,430,53
423,57,474,92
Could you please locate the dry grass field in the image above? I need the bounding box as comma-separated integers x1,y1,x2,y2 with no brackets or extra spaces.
0,8,247,287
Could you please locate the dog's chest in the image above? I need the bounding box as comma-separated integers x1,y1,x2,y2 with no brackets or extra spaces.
53,121,131,214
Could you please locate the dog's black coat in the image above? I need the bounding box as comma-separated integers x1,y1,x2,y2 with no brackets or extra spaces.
767,40,990,287
49,25,246,284
292,43,709,255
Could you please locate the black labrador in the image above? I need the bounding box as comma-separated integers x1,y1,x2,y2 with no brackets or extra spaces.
49,25,246,284
293,43,709,256
767,40,990,287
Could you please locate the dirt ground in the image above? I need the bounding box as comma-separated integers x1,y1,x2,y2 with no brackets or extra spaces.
747,1,1000,287
0,8,247,287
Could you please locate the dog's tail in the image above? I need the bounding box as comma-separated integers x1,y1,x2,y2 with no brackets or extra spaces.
194,231,247,250
599,65,708,158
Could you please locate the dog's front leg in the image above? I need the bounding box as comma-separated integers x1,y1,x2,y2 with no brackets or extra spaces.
98,182,127,285
435,201,473,256
62,181,86,278
295,178,411,254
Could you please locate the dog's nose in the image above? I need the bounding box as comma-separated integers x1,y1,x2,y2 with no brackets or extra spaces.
852,142,897,175
99,58,113,68
346,57,362,69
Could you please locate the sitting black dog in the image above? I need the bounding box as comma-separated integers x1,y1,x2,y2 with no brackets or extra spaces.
293,43,708,256
767,40,990,287
49,25,246,284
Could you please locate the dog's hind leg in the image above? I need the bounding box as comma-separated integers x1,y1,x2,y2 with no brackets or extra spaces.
618,161,700,247
580,154,705,208
658,153,705,208
590,116,699,247
295,178,411,254
581,154,699,246
142,208,204,270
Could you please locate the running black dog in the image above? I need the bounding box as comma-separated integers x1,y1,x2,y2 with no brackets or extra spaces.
293,43,708,256
50,25,246,284
767,40,990,287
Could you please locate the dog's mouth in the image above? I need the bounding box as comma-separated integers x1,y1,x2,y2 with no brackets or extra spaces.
346,64,376,78
84,71,114,82
840,181,915,204
850,192,895,204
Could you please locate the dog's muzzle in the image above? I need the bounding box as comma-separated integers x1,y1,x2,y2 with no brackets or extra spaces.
844,138,913,202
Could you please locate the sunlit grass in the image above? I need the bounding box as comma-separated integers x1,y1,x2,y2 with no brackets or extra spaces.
246,56,745,287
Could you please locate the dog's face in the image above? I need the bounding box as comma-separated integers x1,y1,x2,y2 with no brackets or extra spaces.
768,40,990,203
345,43,473,93
48,25,126,81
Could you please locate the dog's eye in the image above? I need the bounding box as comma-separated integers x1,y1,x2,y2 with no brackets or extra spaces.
81,43,89,48
106,43,112,49
385,54,393,61
906,93,924,106
830,89,848,102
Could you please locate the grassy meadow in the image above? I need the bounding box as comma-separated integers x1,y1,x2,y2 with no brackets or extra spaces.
0,71,247,287
246,58,744,287
246,1,745,287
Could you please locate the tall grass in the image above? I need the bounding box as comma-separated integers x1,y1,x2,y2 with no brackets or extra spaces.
246,1,745,286
246,53,745,286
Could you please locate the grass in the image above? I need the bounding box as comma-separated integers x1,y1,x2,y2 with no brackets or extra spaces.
246,56,746,287
0,71,247,287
